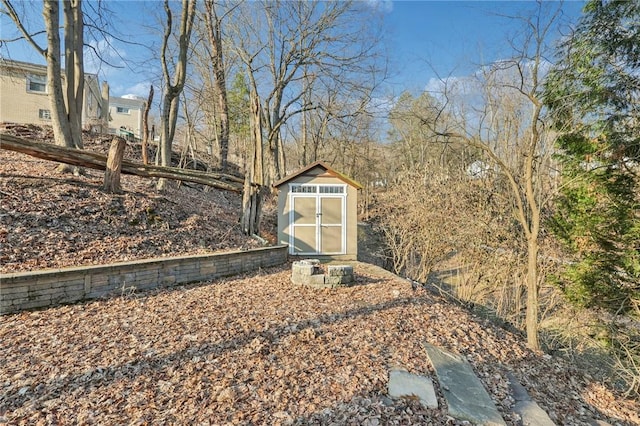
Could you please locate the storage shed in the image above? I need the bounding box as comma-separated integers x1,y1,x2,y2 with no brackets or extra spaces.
274,161,362,260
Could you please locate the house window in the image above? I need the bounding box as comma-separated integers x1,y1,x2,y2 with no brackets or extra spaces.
27,74,47,93
39,109,51,120
116,106,130,114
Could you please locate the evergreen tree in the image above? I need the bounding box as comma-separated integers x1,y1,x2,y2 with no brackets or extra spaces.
545,0,639,316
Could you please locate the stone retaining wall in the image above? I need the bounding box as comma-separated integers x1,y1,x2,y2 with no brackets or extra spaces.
0,245,288,315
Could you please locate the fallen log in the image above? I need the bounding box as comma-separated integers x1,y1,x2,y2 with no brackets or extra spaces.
0,133,245,193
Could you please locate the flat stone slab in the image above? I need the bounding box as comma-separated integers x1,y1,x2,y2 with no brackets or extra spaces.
388,369,438,409
507,372,556,426
424,342,506,426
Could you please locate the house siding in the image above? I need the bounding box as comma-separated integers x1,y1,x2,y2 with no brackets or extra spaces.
0,59,104,129
0,66,52,126
109,97,145,139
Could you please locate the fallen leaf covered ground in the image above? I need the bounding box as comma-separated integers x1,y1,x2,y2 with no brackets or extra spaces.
1,264,638,425
1,125,638,424
0,125,276,274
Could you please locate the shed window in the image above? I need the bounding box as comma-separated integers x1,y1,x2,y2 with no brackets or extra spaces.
291,185,317,193
27,74,47,93
319,186,344,194
38,109,51,120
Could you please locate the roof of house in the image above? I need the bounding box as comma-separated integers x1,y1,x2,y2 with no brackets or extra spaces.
109,96,146,109
0,58,99,80
273,160,363,189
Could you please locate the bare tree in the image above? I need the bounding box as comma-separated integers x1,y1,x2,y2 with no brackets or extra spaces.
412,3,565,349
230,0,385,186
1,0,84,155
202,0,230,172
157,0,196,190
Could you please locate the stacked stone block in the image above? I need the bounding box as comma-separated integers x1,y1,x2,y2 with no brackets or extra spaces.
0,245,288,315
291,260,355,289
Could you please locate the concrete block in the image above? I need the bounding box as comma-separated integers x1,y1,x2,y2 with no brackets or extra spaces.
18,299,53,310
328,265,353,276
162,275,177,285
0,285,29,295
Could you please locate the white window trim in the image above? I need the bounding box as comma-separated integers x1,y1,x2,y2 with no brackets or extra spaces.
288,183,347,255
26,74,47,94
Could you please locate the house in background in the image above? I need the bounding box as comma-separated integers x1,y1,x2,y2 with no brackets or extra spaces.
108,96,145,140
0,58,105,131
0,59,148,142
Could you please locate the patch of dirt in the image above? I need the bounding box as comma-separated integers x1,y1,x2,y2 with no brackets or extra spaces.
0,124,276,273
1,264,638,425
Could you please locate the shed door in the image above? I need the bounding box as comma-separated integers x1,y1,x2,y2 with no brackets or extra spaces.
289,185,346,255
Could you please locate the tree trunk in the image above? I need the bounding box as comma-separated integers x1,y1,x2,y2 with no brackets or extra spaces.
204,0,229,172
240,85,265,235
103,136,126,193
249,88,264,185
0,133,245,192
142,85,154,165
157,0,196,190
100,81,109,134
525,235,540,350
43,0,73,150
63,0,84,150
240,175,264,236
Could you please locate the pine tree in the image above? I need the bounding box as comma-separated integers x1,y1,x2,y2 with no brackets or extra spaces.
545,0,639,316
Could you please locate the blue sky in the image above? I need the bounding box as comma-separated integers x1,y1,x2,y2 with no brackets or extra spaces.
0,1,586,98
383,1,585,94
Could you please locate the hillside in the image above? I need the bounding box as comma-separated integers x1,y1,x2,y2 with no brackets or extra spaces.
1,263,639,424
0,124,277,274
1,126,639,424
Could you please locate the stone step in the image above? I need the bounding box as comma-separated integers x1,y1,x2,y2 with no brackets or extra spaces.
507,372,556,426
424,342,507,426
388,369,438,409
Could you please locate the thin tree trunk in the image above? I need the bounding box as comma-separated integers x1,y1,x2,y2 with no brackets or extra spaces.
204,0,229,172
100,81,109,134
526,236,540,350
142,85,154,165
157,0,196,190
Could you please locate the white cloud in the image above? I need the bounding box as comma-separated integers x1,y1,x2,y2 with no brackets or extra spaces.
122,82,154,99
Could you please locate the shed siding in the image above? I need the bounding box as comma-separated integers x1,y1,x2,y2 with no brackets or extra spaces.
277,171,358,260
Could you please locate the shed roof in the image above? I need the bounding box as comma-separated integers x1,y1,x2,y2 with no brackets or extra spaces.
273,160,363,189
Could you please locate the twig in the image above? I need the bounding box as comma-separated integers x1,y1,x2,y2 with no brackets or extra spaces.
0,189,19,200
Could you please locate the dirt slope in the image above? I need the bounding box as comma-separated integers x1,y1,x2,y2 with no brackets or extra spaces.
0,125,276,274
0,125,638,424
